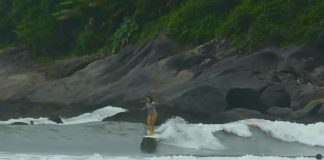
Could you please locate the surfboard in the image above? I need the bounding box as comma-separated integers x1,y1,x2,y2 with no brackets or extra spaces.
141,136,158,153
144,134,161,139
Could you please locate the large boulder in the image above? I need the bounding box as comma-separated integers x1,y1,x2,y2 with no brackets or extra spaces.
0,72,45,101
277,46,324,110
173,86,226,115
226,88,260,111
49,114,63,124
104,110,148,124
259,85,291,109
283,47,324,73
285,84,324,110
214,108,267,123
266,106,293,117
289,98,324,123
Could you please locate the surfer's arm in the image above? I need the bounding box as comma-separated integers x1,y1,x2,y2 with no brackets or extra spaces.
141,106,147,111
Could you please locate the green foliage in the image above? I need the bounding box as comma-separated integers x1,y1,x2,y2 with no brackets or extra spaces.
0,0,14,46
305,26,324,53
74,25,103,55
218,0,324,49
0,0,324,58
111,17,139,53
10,0,62,56
167,0,239,44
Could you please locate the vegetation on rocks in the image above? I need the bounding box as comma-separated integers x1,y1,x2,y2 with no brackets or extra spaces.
0,0,323,58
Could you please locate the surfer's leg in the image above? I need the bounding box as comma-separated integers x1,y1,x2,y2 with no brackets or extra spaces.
146,115,150,134
149,115,156,135
147,115,153,135
151,114,157,134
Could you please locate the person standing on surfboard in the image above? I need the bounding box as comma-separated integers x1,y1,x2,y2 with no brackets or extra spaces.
141,96,158,135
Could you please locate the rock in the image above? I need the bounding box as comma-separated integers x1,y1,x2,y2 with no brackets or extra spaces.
0,37,324,124
277,46,324,110
259,85,291,109
0,72,45,101
214,108,266,123
173,86,226,115
226,88,260,111
104,110,147,124
266,106,293,116
0,48,45,102
47,55,100,78
26,35,186,107
284,47,324,72
310,66,324,84
0,100,65,121
49,114,63,124
10,122,29,125
289,98,324,123
285,84,324,110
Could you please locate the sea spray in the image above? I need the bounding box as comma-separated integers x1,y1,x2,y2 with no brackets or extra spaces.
156,117,226,150
0,106,126,125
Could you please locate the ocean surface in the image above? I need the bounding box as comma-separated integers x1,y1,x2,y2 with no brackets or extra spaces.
0,106,323,160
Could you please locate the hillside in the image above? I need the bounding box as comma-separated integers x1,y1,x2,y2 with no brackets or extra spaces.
0,0,323,58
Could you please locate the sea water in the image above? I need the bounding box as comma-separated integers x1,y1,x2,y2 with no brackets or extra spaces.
0,106,322,160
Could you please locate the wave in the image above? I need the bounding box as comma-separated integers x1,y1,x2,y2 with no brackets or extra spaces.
155,117,324,151
155,117,226,150
0,117,55,125
61,106,126,124
0,152,315,160
0,106,126,125
0,117,322,156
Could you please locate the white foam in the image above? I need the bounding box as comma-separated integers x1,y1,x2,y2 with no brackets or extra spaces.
155,117,324,150
0,117,56,125
61,106,126,124
155,117,226,150
0,106,126,125
0,152,314,160
242,119,324,147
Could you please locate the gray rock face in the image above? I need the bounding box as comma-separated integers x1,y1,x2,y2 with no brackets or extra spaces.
0,49,46,101
259,85,291,109
214,108,266,123
0,37,323,123
226,88,260,111
290,101,324,123
174,86,226,115
47,55,99,78
48,115,63,124
266,106,293,116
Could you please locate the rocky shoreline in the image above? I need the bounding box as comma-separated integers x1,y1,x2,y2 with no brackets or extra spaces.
0,36,323,124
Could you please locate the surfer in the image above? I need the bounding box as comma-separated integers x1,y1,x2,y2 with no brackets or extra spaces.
141,96,158,135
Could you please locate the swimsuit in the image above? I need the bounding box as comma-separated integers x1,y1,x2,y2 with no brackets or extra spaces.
146,102,157,126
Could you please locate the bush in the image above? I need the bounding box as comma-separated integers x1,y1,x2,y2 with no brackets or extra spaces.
111,17,139,53
14,0,62,56
167,0,239,44
305,26,324,53
0,0,324,58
